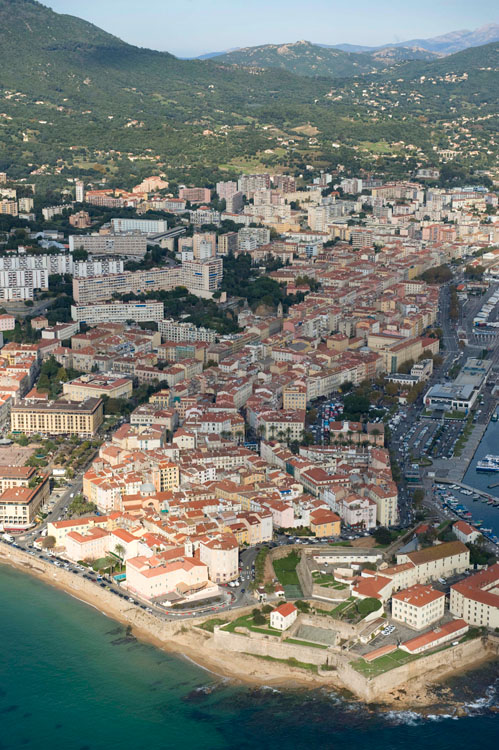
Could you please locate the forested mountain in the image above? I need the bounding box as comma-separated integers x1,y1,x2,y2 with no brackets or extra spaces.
0,0,496,189
213,40,441,76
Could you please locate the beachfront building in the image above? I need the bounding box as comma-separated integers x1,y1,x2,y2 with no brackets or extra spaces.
270,602,298,631
126,554,211,602
198,535,239,583
0,473,50,530
391,584,445,630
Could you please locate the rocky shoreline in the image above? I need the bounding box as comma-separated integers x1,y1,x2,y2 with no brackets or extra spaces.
1,542,497,711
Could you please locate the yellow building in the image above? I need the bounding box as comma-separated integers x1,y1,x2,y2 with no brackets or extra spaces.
152,461,180,492
63,374,133,402
282,382,307,411
309,508,341,538
11,397,103,437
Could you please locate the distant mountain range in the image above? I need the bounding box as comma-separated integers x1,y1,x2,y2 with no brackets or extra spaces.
199,24,499,78
333,23,499,54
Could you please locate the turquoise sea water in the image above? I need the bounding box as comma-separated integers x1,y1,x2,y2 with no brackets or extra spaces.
0,565,497,750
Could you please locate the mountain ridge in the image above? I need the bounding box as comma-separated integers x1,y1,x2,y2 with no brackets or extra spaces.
199,23,499,68
0,0,496,186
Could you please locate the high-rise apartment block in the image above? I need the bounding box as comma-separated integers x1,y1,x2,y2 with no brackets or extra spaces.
68,234,148,258
178,187,211,204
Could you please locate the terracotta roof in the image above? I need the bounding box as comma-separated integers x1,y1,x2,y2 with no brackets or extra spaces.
273,602,297,618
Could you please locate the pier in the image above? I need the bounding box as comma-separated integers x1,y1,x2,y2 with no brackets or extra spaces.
434,478,498,503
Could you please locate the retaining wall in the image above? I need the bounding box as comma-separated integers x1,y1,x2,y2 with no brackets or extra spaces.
214,626,335,667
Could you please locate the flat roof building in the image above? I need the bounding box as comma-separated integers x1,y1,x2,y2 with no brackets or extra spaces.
11,397,103,437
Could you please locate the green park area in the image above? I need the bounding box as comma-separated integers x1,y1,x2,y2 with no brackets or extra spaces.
221,612,281,637
351,649,421,678
273,551,301,585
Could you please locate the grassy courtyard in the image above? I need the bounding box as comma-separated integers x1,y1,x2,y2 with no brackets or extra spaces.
311,571,348,589
273,551,301,585
351,649,421,678
222,614,280,637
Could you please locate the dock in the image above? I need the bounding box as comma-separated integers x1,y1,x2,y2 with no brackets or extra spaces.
434,478,498,504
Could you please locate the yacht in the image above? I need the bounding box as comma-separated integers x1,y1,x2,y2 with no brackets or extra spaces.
477,455,499,473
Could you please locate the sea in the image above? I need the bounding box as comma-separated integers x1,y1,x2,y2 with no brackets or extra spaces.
0,565,497,750
461,419,499,536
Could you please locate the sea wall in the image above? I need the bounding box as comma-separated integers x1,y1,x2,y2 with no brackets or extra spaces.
337,636,491,702
213,625,335,667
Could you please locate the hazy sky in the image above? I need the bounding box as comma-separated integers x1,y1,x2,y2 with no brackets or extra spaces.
47,0,497,57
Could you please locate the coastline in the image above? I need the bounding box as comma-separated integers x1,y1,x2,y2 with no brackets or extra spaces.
0,543,496,709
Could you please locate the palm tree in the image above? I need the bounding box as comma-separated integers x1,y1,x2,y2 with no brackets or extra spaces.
114,544,126,564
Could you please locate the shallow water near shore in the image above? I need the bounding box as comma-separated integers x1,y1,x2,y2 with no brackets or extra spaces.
0,564,498,750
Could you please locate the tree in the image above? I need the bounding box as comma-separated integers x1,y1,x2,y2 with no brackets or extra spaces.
41,535,56,549
252,610,266,625
385,382,399,396
114,544,126,562
413,489,425,505
374,527,392,545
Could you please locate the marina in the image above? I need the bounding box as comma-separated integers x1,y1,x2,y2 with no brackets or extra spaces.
434,418,499,542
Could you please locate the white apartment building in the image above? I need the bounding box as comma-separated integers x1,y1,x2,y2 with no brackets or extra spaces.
238,227,270,251
71,300,164,326
75,180,85,202
0,269,48,293
391,584,445,630
110,217,168,235
238,173,271,197
69,234,148,258
0,253,72,275
72,267,182,304
158,318,217,343
42,204,72,220
73,259,124,277
181,258,223,298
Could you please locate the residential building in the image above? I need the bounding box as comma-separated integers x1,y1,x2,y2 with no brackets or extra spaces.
110,217,168,235
391,584,445,630
0,473,50,530
270,602,298,631
68,234,148,258
71,300,164,326
178,187,211,204
450,563,499,628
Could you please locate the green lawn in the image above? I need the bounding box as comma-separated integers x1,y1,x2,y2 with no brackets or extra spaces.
199,618,229,633
351,649,420,678
273,551,301,586
244,653,318,673
222,615,280,637
312,571,348,589
330,597,356,618
285,638,328,650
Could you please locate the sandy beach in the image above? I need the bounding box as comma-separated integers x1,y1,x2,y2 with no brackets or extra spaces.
1,542,496,709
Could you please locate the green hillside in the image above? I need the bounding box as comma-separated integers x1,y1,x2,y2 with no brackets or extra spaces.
0,0,496,189
214,40,439,77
